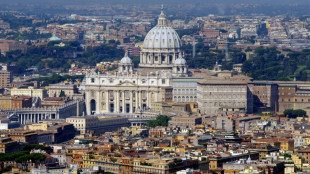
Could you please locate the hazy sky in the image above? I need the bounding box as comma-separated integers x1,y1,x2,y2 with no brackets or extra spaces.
1,0,310,5
0,0,309,16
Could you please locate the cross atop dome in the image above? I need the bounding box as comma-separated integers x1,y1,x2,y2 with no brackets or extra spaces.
158,4,167,26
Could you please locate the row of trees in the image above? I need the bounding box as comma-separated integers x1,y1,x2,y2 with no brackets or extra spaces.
242,47,310,81
0,144,51,163
0,41,123,74
283,109,307,118
181,41,310,82
29,73,84,87
146,115,170,128
182,42,246,70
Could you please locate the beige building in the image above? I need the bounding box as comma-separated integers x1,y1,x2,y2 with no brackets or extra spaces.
169,115,202,128
83,156,198,174
249,82,278,113
0,95,12,109
0,137,19,153
277,83,310,114
233,64,243,73
197,79,252,115
10,86,47,99
0,70,12,88
66,116,129,134
0,40,27,56
26,123,48,131
49,82,78,98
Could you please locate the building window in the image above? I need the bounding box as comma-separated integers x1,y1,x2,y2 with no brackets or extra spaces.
91,78,95,83
162,79,165,84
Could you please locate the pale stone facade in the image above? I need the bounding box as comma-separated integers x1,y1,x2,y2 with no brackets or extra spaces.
66,116,129,134
85,70,172,115
197,80,251,115
11,86,47,99
172,78,200,102
49,82,78,98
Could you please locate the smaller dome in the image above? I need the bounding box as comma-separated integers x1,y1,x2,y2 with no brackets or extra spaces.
49,36,61,41
120,51,132,64
175,57,186,65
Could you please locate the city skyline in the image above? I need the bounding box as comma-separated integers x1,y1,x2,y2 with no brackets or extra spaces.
0,1,310,174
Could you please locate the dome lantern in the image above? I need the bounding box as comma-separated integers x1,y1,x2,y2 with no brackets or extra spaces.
158,5,167,26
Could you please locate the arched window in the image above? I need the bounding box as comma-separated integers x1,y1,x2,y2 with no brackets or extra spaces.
90,99,96,115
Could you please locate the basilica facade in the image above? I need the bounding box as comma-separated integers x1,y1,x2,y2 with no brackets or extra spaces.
85,8,188,115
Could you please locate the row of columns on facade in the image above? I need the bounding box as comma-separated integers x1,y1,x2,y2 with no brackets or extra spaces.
94,90,156,114
173,66,188,74
19,113,54,125
140,52,180,64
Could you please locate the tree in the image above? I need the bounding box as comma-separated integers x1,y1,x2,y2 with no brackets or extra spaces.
29,153,46,162
284,109,294,118
21,144,52,152
293,109,307,117
146,115,171,128
284,109,307,118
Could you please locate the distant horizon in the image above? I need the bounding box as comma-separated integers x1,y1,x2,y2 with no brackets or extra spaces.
0,0,310,17
1,0,310,4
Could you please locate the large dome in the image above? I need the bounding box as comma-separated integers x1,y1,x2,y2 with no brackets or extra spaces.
139,6,183,69
143,27,181,49
143,8,180,50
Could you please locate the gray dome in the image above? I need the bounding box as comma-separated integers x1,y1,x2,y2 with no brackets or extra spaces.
142,8,181,50
175,57,186,65
120,52,132,64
